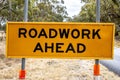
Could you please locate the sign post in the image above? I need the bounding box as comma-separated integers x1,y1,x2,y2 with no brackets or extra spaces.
19,0,28,79
94,0,101,80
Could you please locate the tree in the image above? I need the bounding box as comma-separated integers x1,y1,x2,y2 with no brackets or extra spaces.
69,0,120,36
72,0,96,22
0,0,68,31
70,0,120,22
0,0,24,21
0,0,68,22
30,0,68,22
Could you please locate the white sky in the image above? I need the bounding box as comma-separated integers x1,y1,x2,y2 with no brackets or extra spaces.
64,0,84,17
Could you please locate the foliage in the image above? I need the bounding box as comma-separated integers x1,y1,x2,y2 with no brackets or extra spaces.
0,0,68,31
0,0,68,22
68,0,120,36
29,0,68,22
70,0,120,22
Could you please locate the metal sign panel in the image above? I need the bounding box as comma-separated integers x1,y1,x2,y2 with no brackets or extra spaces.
6,22,114,59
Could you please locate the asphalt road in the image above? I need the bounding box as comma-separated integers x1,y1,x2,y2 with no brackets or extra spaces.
100,47,120,76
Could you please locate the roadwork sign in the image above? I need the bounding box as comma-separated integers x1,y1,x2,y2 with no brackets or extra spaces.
6,22,115,59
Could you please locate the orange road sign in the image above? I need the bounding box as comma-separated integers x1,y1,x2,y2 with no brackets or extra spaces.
6,22,115,59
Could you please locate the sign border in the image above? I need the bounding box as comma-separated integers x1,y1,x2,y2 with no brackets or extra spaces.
6,22,115,59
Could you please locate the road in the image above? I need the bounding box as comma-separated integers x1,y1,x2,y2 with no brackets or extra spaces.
100,47,120,76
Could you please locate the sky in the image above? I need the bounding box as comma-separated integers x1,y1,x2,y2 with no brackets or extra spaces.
64,0,84,17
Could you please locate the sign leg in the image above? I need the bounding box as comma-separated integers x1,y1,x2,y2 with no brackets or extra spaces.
94,0,101,79
94,59,101,80
19,0,28,79
19,58,26,79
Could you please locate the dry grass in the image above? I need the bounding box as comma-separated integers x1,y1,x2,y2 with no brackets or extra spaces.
115,39,120,47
